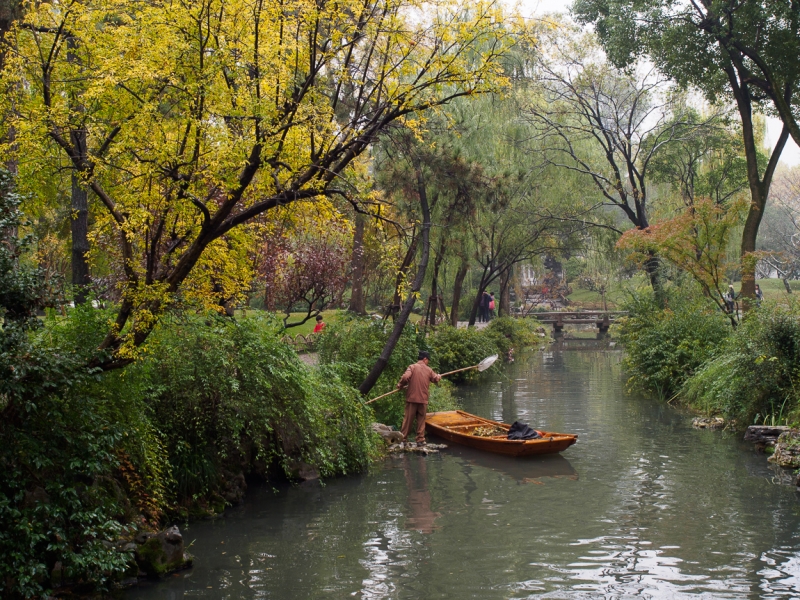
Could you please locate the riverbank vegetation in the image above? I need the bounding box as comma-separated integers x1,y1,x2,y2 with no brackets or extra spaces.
2,166,535,594
618,284,800,427
1,301,380,595
4,0,800,595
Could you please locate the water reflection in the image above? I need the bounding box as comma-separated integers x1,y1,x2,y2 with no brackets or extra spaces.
759,549,800,597
401,455,440,533
441,443,578,484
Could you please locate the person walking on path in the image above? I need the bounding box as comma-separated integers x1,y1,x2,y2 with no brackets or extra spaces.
479,291,491,322
725,285,736,314
397,351,442,447
489,292,496,320
755,284,764,306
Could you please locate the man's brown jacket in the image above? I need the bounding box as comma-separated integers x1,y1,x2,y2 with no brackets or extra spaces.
398,361,441,404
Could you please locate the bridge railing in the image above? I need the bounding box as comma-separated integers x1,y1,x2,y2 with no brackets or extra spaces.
526,311,628,334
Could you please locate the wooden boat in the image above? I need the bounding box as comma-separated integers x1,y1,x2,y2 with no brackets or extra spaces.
425,410,578,457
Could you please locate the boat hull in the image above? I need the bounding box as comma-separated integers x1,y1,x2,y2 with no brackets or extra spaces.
426,410,577,457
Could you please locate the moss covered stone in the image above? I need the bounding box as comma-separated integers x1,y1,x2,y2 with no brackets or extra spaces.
134,526,192,578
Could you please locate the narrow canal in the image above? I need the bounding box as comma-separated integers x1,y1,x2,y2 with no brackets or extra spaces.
128,351,800,599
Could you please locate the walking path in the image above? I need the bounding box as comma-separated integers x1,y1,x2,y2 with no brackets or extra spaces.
298,353,319,366
456,321,489,329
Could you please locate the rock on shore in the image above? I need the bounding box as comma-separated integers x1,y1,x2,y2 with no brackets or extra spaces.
744,425,791,449
371,423,446,453
693,416,725,429
134,526,193,578
768,430,800,469
372,422,403,444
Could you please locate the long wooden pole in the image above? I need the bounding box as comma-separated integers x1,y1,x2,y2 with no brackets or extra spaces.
363,388,401,405
363,364,480,405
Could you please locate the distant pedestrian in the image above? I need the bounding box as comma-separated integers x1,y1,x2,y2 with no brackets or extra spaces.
725,285,736,314
755,284,764,306
489,293,496,319
480,291,491,322
313,314,326,333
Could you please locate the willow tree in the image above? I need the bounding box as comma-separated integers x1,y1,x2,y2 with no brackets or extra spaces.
1,0,513,369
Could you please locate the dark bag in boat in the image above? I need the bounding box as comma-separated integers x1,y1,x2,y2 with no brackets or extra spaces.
507,421,542,440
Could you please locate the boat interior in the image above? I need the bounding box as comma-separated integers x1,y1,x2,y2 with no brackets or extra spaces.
428,411,576,441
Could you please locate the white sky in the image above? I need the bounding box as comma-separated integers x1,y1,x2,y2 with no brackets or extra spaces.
513,0,800,167
516,0,572,15
766,120,800,167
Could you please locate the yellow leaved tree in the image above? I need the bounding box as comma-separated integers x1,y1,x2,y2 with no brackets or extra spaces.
1,0,513,368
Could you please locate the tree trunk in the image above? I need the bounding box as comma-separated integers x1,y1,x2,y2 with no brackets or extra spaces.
70,155,90,305
739,184,766,304
0,2,20,174
783,278,792,294
644,251,664,308
359,164,431,396
468,288,482,326
348,212,366,314
427,237,447,326
499,266,512,316
67,34,91,305
725,61,788,303
468,262,501,326
468,270,492,327
0,1,22,73
388,228,418,319
450,256,468,327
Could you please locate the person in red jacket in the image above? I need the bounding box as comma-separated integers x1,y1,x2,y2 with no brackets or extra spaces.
312,315,326,333
397,351,442,447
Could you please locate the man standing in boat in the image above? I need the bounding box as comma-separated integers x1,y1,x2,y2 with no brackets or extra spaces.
397,351,442,447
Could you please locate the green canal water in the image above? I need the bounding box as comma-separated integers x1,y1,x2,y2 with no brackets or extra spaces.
127,351,800,599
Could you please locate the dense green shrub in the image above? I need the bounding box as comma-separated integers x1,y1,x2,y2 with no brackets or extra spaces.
484,316,540,356
2,303,381,596
1,327,134,599
130,313,380,501
316,315,424,391
617,285,731,399
1,174,135,598
427,325,501,380
0,379,133,598
682,299,800,425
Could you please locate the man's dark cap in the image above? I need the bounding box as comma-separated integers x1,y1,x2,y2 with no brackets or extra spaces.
418,351,430,361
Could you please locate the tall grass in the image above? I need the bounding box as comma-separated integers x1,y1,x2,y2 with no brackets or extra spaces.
682,298,800,425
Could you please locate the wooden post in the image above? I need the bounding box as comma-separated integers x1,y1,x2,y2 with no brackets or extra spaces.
553,314,564,338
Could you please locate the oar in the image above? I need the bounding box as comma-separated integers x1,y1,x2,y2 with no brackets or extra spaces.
364,354,498,405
